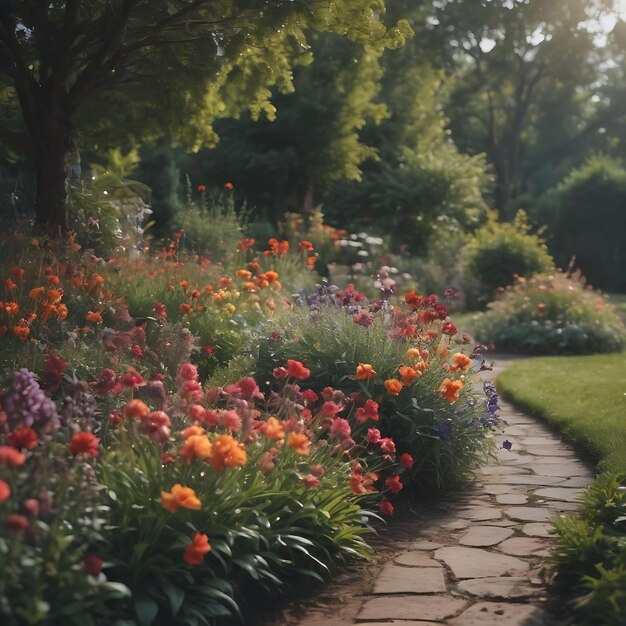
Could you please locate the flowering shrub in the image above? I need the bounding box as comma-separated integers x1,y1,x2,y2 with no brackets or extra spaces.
472,270,626,354
255,283,499,489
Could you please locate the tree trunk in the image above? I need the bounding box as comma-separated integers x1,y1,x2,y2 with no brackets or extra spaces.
32,108,72,236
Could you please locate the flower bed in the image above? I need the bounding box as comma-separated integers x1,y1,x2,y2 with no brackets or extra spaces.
0,234,499,624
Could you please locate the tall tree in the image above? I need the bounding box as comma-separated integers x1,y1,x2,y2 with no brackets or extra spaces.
0,0,411,232
429,0,621,211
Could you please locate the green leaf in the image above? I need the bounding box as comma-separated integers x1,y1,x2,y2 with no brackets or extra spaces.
134,592,159,626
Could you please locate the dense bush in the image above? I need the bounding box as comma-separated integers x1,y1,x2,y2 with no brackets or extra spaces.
461,211,553,307
551,473,626,626
539,156,626,293
472,271,626,355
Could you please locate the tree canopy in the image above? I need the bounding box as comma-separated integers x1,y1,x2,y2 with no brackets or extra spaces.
0,0,411,229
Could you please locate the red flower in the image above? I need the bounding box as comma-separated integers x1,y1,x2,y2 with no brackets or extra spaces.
84,554,104,576
197,184,206,192
442,321,458,336
184,532,211,566
0,480,10,502
6,514,29,532
69,432,100,457
286,359,310,380
224,182,234,190
379,500,394,516
7,427,37,450
386,474,403,494
366,428,381,444
0,446,26,467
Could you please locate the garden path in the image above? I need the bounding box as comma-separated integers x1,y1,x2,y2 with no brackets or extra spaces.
271,356,594,626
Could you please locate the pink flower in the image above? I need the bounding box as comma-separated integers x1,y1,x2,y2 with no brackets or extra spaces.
355,399,379,424
302,389,318,404
318,401,341,417
273,367,288,380
222,410,242,432
399,453,414,469
329,418,351,439
300,474,321,488
176,363,198,385
379,437,396,453
366,428,381,444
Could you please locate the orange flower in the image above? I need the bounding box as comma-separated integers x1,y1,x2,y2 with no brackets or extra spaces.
47,274,60,285
209,434,247,471
349,470,379,495
124,399,149,419
55,304,68,320
265,416,285,440
184,532,211,566
12,320,30,341
161,484,202,512
219,277,233,289
3,278,16,290
180,435,212,461
299,240,314,251
5,302,19,315
183,424,205,439
355,363,376,380
69,432,100,457
398,365,421,386
86,310,103,324
29,287,45,300
384,379,404,397
449,353,472,373
438,378,464,403
287,432,311,455
236,269,252,279
179,303,193,315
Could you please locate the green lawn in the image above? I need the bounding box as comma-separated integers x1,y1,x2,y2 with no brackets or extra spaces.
497,353,626,474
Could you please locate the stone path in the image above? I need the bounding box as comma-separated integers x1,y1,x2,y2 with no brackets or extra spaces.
284,357,595,626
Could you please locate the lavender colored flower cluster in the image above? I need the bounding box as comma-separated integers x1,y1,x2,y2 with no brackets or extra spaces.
2,368,60,436
481,381,501,427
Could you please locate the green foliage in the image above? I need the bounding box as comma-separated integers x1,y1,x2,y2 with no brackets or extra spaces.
174,190,245,263
461,211,553,307
539,156,626,292
473,271,625,355
551,473,626,626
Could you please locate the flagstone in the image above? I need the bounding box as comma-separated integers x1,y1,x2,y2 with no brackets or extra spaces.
495,475,566,486
522,463,592,477
504,506,556,522
534,487,584,502
434,547,528,579
456,576,540,600
522,523,555,537
496,537,551,557
448,601,552,625
459,525,515,547
373,565,447,594
358,596,467,622
408,540,444,551
394,551,444,567
495,493,528,505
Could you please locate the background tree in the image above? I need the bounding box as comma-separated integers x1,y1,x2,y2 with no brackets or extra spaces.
0,0,411,231
429,0,624,211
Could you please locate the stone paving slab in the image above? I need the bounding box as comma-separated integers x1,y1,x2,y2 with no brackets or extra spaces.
358,596,467,621
373,565,447,594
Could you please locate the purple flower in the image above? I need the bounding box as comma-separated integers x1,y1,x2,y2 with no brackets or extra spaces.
502,439,513,451
2,369,60,437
